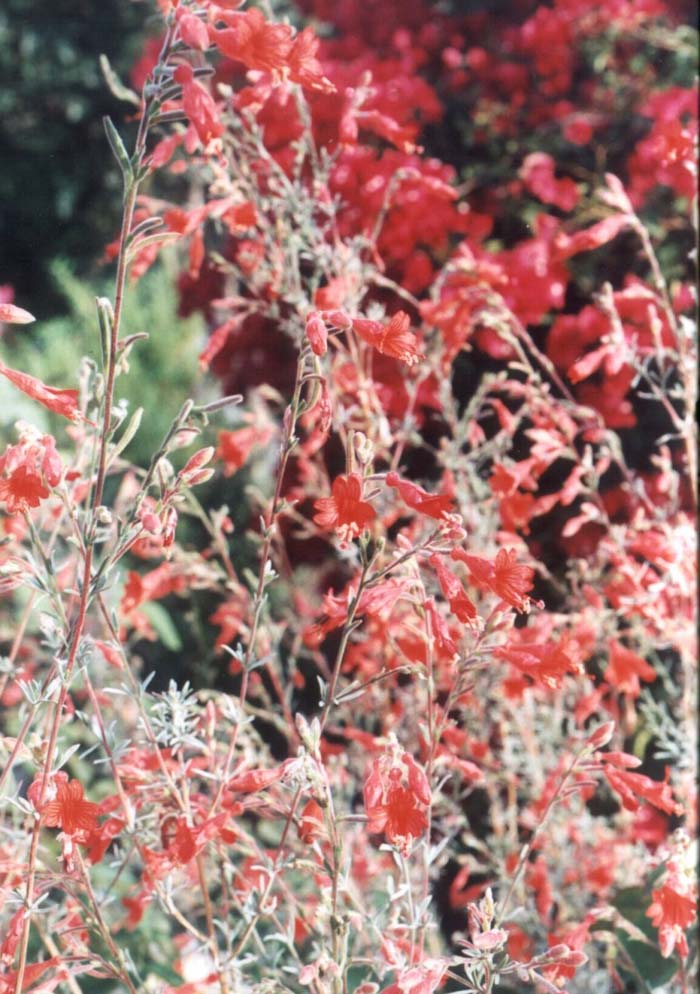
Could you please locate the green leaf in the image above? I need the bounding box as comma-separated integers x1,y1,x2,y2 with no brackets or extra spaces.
139,601,183,651
615,932,680,990
103,114,134,184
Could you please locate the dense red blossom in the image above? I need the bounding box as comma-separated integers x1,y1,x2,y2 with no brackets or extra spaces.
1,0,695,986
603,763,683,816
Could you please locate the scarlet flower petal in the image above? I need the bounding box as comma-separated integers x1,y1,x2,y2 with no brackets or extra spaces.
0,362,82,421
39,778,100,837
313,473,376,539
386,471,453,519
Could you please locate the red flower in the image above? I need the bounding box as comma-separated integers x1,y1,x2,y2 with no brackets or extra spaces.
0,432,62,515
605,640,656,698
453,548,535,612
35,777,100,837
554,214,629,259
298,799,325,844
603,763,682,816
494,639,582,689
352,311,424,365
287,26,334,92
313,473,376,540
216,425,274,476
386,471,453,519
378,961,446,994
647,882,697,959
429,554,477,624
364,749,430,853
226,764,288,795
491,549,536,609
176,8,210,51
173,63,223,146
212,8,293,75
0,464,49,514
0,361,82,421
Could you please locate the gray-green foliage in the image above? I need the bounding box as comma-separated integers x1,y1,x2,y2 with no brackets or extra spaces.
0,259,207,467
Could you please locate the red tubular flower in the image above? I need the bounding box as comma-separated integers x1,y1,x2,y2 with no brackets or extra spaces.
429,554,477,624
0,465,49,514
647,882,697,959
494,639,582,689
287,26,335,92
298,799,325,844
313,472,376,540
364,749,430,853
603,763,682,816
173,63,223,146
0,432,63,514
216,425,274,476
554,214,629,259
0,361,82,421
211,8,293,75
604,640,656,697
226,765,287,794
33,776,100,838
453,548,535,612
176,9,210,51
386,471,453,519
352,311,424,365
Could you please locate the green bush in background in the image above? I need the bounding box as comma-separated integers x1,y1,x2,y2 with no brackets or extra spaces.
0,259,207,467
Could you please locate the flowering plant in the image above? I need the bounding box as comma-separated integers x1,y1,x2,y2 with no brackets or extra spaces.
0,2,696,994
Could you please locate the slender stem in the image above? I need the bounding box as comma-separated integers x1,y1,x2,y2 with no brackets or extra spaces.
13,29,177,993
210,349,307,814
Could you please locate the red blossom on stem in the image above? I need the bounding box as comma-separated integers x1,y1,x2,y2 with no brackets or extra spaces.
386,471,453,519
30,774,101,838
0,361,82,421
313,472,376,540
352,311,424,365
364,749,430,853
173,63,223,146
647,881,697,959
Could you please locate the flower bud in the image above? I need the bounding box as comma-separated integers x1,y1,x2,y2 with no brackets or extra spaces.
305,313,328,357
586,720,615,751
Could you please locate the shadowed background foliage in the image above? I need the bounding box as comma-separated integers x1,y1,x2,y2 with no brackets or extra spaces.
0,0,149,316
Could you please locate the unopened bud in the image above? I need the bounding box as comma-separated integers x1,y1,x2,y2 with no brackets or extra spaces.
585,721,615,751
140,511,161,535
181,446,215,483
95,506,113,525
323,309,352,331
305,312,328,357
